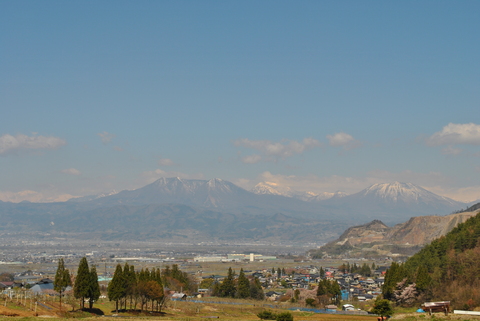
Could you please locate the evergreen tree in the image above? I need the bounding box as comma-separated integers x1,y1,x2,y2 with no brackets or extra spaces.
212,281,221,297
371,299,394,318
219,267,236,298
125,264,136,310
88,265,101,309
317,279,328,296
415,265,432,294
54,258,72,310
317,279,341,306
74,257,90,309
319,267,325,278
108,264,125,312
236,268,250,299
249,277,264,300
382,262,407,301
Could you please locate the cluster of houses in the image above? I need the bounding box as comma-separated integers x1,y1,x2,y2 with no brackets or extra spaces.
198,265,386,304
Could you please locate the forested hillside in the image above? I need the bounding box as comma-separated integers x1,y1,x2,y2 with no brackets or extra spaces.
382,205,480,309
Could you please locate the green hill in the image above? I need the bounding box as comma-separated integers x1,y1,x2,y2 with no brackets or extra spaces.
382,204,480,309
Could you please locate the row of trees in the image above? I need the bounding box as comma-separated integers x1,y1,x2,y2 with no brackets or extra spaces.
54,257,100,310
338,262,376,277
107,262,164,313
210,268,265,300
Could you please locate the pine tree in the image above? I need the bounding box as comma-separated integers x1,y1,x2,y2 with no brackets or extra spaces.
319,267,325,278
54,258,72,310
88,265,101,309
219,267,236,298
236,268,250,299
126,265,136,310
108,264,125,312
415,265,432,294
74,257,90,309
249,277,264,300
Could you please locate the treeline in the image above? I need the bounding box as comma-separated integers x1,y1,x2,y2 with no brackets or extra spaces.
107,263,193,313
316,279,341,306
338,262,375,276
207,268,264,300
53,257,100,310
382,212,480,309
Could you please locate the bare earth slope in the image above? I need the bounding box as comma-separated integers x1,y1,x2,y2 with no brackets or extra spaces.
387,211,478,245
312,208,480,258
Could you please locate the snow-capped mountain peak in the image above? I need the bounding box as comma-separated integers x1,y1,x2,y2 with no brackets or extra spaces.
251,181,346,202
359,181,460,205
251,182,292,196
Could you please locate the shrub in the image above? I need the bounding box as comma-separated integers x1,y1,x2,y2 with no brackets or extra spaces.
257,310,294,321
305,298,316,307
257,310,276,320
276,311,293,321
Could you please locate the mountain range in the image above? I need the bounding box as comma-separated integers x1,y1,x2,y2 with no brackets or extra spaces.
0,178,475,244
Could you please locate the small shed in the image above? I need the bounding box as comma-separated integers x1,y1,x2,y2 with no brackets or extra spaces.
325,305,338,311
422,301,450,315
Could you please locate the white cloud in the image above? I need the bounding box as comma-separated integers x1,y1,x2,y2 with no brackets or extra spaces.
241,154,262,164
60,168,82,176
158,158,175,166
427,123,480,146
113,146,124,152
0,133,66,155
327,132,361,150
0,190,75,203
235,169,475,202
233,137,322,162
426,185,480,204
97,131,115,144
236,171,367,195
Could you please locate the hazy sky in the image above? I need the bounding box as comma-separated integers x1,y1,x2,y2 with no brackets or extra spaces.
1,1,479,203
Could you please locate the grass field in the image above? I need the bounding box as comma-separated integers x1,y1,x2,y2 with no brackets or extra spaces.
2,295,480,321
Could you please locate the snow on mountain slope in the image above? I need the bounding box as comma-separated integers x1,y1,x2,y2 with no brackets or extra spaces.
359,182,460,205
321,181,467,224
251,181,347,202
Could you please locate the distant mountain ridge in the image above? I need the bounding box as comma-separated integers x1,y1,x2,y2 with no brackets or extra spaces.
321,181,466,224
251,181,347,201
0,177,475,244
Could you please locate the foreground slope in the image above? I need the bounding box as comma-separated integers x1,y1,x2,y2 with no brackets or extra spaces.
382,204,480,309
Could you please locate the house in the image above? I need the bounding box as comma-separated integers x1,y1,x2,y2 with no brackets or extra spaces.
325,304,338,311
265,291,282,301
171,292,187,300
342,304,355,311
0,281,15,289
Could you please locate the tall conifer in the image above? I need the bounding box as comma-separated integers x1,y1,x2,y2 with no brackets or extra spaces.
54,258,71,309
74,257,90,309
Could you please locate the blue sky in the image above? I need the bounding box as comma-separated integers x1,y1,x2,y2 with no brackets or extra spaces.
1,1,480,202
